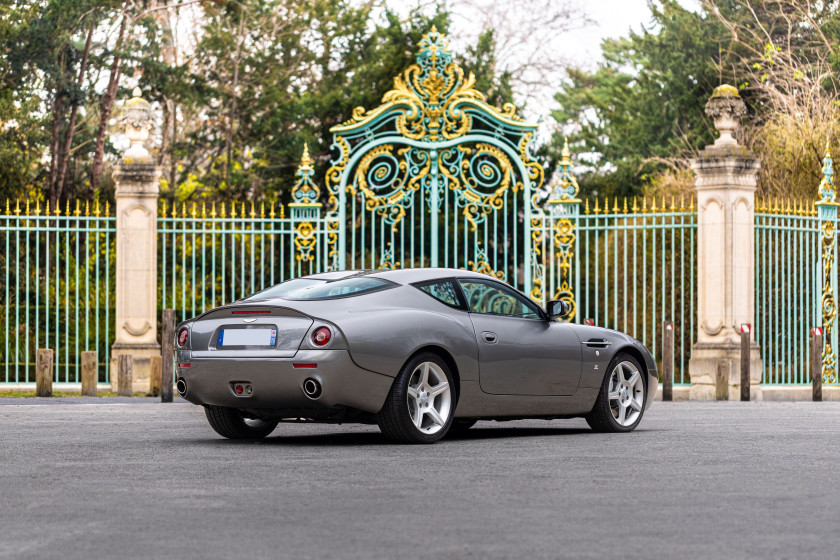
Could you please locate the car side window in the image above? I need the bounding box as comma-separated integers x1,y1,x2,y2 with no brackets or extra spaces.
458,279,542,319
415,279,465,309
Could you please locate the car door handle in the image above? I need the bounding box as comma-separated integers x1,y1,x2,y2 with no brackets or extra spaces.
583,339,611,348
481,331,498,344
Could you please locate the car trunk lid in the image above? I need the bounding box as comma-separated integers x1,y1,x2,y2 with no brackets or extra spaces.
188,306,313,358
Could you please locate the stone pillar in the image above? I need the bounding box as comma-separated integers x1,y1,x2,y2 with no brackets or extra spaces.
110,88,161,393
688,85,763,400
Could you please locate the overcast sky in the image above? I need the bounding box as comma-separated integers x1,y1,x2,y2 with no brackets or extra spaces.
564,0,701,66
565,0,657,66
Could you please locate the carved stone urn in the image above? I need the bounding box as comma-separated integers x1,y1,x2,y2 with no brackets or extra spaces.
704,84,746,148
120,87,153,164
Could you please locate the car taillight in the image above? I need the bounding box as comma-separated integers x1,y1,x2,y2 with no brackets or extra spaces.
312,327,331,346
177,327,189,348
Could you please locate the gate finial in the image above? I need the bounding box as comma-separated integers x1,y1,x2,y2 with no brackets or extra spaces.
547,138,580,203
291,143,321,206
299,143,313,170
819,138,834,203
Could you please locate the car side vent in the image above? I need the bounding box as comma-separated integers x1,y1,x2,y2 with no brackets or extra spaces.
583,339,611,349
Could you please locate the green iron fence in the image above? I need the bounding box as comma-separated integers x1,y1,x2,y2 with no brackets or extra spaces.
754,199,821,385
156,193,699,385
4,191,834,389
158,199,332,325
576,197,697,384
0,200,115,384
532,196,698,384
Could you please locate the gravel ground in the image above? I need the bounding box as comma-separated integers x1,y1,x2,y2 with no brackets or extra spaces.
1,400,838,559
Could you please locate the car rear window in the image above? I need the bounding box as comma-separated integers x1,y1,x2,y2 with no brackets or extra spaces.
414,279,466,310
245,277,393,301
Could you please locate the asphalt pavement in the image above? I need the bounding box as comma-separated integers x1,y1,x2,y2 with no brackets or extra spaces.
1,400,838,559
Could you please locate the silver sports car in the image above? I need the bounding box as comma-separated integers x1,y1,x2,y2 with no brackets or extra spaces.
175,268,657,443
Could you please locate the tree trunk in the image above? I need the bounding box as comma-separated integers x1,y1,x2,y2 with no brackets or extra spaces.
155,2,176,170
169,100,178,192
226,17,245,193
55,21,95,202
90,3,129,194
47,93,65,210
159,98,170,167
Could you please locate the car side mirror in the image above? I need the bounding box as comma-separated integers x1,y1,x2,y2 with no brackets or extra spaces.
547,300,570,320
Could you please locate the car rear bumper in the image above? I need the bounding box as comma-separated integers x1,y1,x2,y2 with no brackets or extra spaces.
175,349,394,414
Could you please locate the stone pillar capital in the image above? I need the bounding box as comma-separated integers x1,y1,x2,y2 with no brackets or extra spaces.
113,164,161,197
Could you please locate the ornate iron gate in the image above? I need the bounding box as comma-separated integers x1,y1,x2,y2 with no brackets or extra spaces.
322,27,544,293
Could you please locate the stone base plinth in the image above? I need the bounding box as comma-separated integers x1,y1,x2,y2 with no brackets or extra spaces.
688,342,763,400
110,343,161,394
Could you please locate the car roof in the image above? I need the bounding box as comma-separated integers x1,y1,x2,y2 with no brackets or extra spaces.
303,268,491,284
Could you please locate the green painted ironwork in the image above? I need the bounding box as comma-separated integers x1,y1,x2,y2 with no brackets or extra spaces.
754,143,840,386
755,197,821,384
816,144,838,384
576,197,697,384
158,183,332,325
0,199,115,384
323,27,543,292
531,143,697,383
534,194,698,383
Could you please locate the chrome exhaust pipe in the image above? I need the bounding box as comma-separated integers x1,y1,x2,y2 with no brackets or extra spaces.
302,378,322,399
176,378,187,397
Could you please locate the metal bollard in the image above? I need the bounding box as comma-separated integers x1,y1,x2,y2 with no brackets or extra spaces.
740,324,751,401
662,321,673,401
811,327,823,402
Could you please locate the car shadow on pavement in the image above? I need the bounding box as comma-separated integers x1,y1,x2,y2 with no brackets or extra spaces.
444,426,593,440
186,425,596,447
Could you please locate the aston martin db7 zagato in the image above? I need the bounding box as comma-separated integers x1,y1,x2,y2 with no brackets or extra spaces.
175,268,657,443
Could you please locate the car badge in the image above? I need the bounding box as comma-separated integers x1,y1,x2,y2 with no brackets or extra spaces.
243,318,257,323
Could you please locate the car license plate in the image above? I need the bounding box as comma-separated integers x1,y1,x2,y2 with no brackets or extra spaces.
217,328,276,347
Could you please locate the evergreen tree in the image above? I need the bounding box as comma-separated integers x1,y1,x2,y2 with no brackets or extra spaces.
550,1,738,199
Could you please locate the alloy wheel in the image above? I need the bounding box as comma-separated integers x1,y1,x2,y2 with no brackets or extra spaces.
608,361,645,427
406,361,452,435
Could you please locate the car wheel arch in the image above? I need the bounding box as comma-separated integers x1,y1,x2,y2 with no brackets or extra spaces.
403,345,461,405
610,345,649,388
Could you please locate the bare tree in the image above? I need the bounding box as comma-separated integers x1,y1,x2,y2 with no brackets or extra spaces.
706,0,840,197
448,0,593,111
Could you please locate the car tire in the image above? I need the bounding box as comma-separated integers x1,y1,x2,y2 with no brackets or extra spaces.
377,352,455,444
585,352,647,433
204,405,278,439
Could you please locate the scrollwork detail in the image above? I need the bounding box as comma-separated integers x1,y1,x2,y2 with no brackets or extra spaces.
551,217,577,321
468,245,505,281
335,26,526,142
294,221,316,262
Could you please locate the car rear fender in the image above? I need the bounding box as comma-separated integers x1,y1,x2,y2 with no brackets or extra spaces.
329,307,479,382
